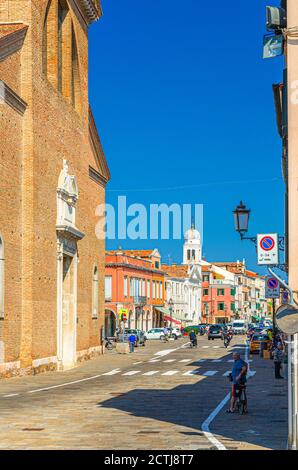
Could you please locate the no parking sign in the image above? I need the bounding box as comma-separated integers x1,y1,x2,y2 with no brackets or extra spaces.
265,276,280,299
257,233,279,265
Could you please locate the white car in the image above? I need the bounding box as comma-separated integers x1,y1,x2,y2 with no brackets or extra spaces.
168,327,182,339
144,328,165,340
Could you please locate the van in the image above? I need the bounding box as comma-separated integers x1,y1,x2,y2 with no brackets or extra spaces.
232,320,247,335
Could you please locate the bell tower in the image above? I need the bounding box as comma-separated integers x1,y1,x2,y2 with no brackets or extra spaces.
183,224,202,265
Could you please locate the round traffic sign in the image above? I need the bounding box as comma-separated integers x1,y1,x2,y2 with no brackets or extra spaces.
267,277,278,289
260,236,275,251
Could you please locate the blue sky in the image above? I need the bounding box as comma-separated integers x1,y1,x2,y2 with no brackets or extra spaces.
89,0,285,273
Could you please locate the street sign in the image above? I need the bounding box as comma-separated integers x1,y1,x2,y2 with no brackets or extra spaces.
257,233,279,265
282,290,289,304
265,276,280,299
263,34,283,59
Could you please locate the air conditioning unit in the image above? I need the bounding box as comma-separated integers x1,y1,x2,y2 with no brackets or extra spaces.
266,6,286,31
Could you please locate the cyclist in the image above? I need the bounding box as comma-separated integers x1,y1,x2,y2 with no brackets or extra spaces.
227,352,248,413
189,329,197,348
223,328,233,347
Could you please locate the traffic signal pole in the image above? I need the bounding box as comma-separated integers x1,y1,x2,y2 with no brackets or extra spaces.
286,0,298,450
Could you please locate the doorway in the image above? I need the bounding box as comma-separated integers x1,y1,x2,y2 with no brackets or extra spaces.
58,254,77,369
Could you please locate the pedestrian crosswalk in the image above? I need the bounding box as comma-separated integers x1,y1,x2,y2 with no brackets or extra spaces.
100,368,257,378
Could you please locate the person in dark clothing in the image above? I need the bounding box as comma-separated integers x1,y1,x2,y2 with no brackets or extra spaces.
189,329,197,347
274,344,284,379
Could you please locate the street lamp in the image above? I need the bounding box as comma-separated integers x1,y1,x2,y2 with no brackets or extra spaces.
233,201,251,237
233,200,285,252
169,298,174,331
204,303,209,324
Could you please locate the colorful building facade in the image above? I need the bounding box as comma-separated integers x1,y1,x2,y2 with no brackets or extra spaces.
105,249,166,336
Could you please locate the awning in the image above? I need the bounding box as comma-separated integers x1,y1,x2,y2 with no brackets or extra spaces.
163,315,182,326
154,307,182,326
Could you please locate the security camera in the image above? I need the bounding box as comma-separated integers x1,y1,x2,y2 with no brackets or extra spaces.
266,6,286,31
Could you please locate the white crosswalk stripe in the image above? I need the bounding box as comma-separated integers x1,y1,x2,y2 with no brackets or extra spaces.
202,346,210,349
179,359,191,363
212,359,222,363
198,359,206,363
102,369,121,376
163,359,176,363
223,371,232,377
213,346,220,349
162,370,179,376
203,371,218,376
133,362,143,365
122,371,141,376
248,371,256,377
183,370,200,376
143,371,159,376
148,359,160,363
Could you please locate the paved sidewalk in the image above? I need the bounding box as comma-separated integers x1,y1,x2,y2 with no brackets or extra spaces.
211,348,288,450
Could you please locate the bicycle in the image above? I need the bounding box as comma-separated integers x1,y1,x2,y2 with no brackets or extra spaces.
234,384,248,415
160,334,169,342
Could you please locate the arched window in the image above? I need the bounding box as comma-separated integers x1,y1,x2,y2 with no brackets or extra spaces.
92,266,99,318
0,236,4,319
43,0,81,113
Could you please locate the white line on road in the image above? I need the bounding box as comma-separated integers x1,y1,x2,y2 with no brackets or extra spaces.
142,371,159,376
202,392,230,451
202,346,210,349
183,370,200,376
223,371,232,377
161,370,179,376
148,359,160,363
133,362,143,365
102,369,121,376
163,359,176,363
201,341,253,450
213,346,220,349
179,359,191,363
27,374,103,394
154,349,177,357
203,371,218,376
122,371,141,376
3,393,19,398
212,359,222,363
198,359,206,363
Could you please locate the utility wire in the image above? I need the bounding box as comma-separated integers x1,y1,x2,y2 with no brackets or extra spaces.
106,176,282,193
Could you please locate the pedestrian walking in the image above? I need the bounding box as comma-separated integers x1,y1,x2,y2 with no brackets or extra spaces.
273,344,284,379
128,333,136,353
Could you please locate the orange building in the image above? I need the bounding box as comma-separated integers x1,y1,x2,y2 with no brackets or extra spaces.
105,249,166,335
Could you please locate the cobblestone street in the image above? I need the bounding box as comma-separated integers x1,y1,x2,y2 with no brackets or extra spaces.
0,336,287,450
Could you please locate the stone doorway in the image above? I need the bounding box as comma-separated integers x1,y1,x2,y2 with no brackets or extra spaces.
57,247,78,371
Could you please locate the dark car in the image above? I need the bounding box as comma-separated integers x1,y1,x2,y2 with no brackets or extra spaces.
208,324,224,340
118,328,140,346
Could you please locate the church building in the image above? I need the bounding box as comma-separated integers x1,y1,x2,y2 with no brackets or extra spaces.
0,0,110,377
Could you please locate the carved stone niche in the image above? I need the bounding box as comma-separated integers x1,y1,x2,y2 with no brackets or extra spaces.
56,159,85,243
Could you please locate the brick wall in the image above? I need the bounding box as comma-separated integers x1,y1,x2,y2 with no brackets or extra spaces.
0,0,108,375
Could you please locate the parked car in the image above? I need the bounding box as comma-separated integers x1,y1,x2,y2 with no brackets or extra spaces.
250,334,271,354
208,324,224,340
232,321,247,335
119,328,140,346
144,328,166,340
167,327,182,339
